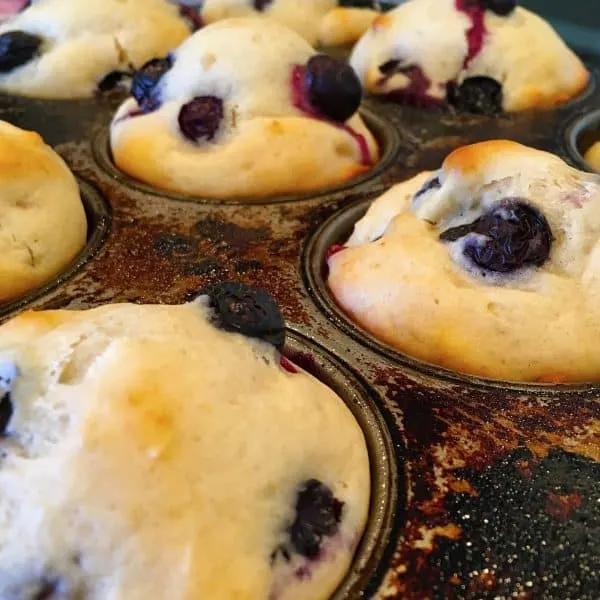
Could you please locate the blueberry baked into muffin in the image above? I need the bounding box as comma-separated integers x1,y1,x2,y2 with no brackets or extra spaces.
0,121,86,303
350,0,589,113
328,140,600,382
0,0,191,98
110,18,378,199
0,283,370,599
201,0,380,47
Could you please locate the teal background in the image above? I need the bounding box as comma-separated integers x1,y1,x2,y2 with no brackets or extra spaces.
521,0,600,56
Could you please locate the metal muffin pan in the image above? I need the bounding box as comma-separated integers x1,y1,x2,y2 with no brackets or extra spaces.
0,54,598,600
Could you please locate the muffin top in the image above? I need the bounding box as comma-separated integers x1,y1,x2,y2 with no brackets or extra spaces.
201,0,379,47
0,285,370,599
0,120,86,303
328,140,600,382
350,0,589,112
110,18,378,199
0,0,191,98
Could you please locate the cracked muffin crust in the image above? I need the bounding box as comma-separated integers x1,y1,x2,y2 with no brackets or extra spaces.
328,140,600,382
110,18,378,200
0,287,370,599
0,121,86,303
201,0,379,47
349,0,589,113
0,0,191,98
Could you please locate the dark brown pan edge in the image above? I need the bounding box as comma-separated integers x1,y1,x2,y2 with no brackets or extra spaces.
91,106,401,206
283,331,401,600
0,179,112,321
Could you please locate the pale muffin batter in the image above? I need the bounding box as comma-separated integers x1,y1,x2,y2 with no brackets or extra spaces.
0,120,86,302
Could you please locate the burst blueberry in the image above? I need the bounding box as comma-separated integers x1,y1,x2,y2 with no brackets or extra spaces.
481,0,517,16
0,30,42,72
254,0,274,10
414,175,442,200
289,479,344,559
305,55,362,122
131,56,172,112
447,76,503,115
440,199,553,273
202,281,285,349
178,96,224,143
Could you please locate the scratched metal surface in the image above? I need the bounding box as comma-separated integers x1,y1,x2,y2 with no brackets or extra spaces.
0,55,599,600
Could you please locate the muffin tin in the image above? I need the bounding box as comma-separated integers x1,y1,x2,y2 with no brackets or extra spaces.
0,30,600,600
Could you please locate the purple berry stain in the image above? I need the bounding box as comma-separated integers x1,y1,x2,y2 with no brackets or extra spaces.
178,96,224,143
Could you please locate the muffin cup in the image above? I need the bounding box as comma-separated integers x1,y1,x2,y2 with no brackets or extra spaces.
92,106,401,205
0,179,111,321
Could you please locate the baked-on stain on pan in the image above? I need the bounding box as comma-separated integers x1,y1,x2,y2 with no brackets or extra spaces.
0,15,597,600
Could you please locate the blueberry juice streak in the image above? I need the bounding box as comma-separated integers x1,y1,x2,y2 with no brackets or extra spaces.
378,61,445,108
290,65,373,167
455,0,487,68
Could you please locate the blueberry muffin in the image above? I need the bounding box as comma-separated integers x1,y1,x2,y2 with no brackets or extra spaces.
350,0,589,113
0,0,191,98
328,140,600,382
201,0,379,47
110,18,378,199
0,282,370,599
0,121,86,303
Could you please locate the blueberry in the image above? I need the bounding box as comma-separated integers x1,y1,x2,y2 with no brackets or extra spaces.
131,56,172,112
414,175,441,200
481,0,517,16
0,393,12,436
178,96,224,143
378,59,401,76
202,281,285,349
447,76,503,115
254,0,274,10
289,479,344,559
0,31,42,73
440,199,553,273
305,55,362,122
339,0,380,6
